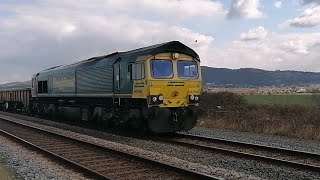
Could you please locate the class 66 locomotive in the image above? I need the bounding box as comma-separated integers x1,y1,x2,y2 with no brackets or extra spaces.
2,41,202,133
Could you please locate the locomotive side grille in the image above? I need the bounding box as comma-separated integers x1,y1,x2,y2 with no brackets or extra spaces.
76,66,113,93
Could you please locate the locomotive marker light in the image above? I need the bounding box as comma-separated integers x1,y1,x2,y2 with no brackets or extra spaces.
152,96,158,102
172,52,179,60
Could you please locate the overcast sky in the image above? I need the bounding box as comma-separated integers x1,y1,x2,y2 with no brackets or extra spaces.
1,0,320,83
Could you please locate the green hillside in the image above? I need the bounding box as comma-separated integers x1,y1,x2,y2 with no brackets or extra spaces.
202,66,320,87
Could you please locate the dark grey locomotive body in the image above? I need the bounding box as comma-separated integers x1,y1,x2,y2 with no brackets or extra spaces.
1,41,202,133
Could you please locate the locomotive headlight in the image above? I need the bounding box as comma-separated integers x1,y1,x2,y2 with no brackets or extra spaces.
152,96,158,102
189,95,200,103
149,95,164,105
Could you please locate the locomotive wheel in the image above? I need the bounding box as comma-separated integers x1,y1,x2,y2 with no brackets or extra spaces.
48,104,56,119
4,102,9,111
181,108,198,131
95,114,112,130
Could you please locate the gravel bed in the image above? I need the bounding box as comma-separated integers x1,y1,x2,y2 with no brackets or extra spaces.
0,112,258,180
188,127,320,154
0,135,90,180
1,112,320,179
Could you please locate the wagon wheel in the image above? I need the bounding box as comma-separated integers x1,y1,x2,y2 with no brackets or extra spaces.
4,102,9,111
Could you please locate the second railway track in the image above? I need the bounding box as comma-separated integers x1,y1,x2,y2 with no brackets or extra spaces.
0,117,221,180
153,133,320,173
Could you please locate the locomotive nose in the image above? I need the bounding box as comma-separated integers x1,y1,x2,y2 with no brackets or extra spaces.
149,80,201,107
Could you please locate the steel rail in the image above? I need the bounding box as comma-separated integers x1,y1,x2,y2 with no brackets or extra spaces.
0,117,222,180
154,133,320,173
0,129,111,180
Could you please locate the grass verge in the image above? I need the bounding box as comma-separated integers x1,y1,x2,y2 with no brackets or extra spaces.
0,160,15,180
198,92,320,141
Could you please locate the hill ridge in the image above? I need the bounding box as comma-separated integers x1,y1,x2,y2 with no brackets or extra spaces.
1,67,320,89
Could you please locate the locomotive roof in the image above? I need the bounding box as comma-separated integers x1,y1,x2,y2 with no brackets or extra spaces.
42,41,199,72
119,41,199,59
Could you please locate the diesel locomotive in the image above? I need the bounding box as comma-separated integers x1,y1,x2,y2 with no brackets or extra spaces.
0,41,202,133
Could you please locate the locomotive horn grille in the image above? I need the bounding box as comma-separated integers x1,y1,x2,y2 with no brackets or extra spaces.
172,91,179,97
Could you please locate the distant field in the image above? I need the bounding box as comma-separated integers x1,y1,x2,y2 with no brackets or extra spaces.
244,93,315,106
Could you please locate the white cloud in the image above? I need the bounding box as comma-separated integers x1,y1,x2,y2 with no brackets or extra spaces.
44,0,226,18
227,0,264,19
139,0,226,17
282,39,310,54
203,32,320,72
283,6,320,27
240,26,268,40
0,0,215,83
272,57,284,62
2,0,320,84
274,1,282,8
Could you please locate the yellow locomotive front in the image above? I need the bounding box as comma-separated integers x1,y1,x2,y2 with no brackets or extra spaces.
133,52,201,133
147,52,201,107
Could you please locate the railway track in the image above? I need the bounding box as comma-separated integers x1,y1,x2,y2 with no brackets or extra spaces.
0,117,222,180
154,133,320,173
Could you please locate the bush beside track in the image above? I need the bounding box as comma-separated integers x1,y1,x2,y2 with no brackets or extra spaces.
198,92,320,141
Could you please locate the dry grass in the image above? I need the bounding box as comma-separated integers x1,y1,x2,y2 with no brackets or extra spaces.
0,161,15,180
198,92,320,141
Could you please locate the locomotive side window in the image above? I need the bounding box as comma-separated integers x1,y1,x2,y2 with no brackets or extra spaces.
38,81,43,93
43,81,48,93
129,63,145,80
38,80,48,93
151,59,173,78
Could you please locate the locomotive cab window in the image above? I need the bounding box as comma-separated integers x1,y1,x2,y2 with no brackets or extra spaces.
38,80,48,93
177,60,198,78
38,81,42,93
151,59,173,78
129,63,145,80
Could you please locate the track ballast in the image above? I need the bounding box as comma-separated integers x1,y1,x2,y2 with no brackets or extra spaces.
154,133,320,173
0,117,221,180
